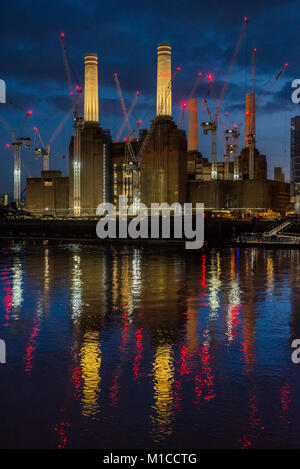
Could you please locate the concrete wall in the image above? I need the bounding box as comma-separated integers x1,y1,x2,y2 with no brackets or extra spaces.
141,116,187,206
239,147,267,180
69,123,109,215
188,179,290,212
26,171,69,215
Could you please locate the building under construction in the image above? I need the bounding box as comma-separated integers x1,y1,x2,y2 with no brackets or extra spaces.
26,41,290,216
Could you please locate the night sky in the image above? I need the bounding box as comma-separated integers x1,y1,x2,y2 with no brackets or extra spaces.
0,0,299,198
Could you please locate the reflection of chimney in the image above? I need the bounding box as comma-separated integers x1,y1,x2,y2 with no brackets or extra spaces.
84,53,99,123
244,92,255,147
156,44,172,117
188,98,198,151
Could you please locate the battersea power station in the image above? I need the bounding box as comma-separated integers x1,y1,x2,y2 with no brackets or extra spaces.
26,44,290,216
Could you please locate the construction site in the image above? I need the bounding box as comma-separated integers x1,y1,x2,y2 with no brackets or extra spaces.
0,19,291,219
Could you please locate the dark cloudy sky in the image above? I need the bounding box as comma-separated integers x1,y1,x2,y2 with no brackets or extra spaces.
0,0,299,197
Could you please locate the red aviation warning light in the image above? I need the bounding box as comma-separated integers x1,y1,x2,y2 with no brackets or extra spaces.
60,32,65,39
5,143,10,148
207,74,213,81
198,72,202,77
33,126,38,131
123,137,128,142
136,91,140,96
137,120,142,125
285,62,288,68
181,101,188,109
176,67,181,72
253,48,257,53
27,110,32,116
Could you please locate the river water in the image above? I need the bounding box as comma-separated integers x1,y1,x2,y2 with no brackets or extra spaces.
0,243,299,448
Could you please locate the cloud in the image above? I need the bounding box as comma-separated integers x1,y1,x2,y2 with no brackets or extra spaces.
0,0,299,194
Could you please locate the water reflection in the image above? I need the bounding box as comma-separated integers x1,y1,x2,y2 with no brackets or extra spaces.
70,249,83,322
80,331,102,417
151,343,175,443
0,244,299,448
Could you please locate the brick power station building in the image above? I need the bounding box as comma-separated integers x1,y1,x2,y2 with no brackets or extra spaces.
26,44,290,216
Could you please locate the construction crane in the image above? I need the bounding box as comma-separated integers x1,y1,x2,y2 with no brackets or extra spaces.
222,48,256,180
248,57,288,179
248,47,257,179
60,32,83,216
224,112,240,180
1,110,32,205
123,122,142,211
132,119,142,140
218,17,249,111
224,54,288,180
115,90,140,142
178,72,202,127
33,108,73,171
201,18,249,180
115,67,181,209
114,74,142,209
223,126,240,180
33,126,49,170
201,75,218,179
257,62,288,106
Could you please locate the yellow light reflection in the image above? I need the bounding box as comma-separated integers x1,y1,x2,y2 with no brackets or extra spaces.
266,256,274,293
150,344,174,442
80,331,101,417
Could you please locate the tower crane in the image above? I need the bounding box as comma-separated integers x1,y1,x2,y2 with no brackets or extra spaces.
123,121,142,210
223,125,240,180
223,113,240,180
0,110,32,205
201,17,249,180
33,126,49,170
115,67,181,209
60,32,83,217
132,120,142,140
115,90,140,142
178,72,202,127
248,47,257,179
257,62,288,106
225,56,288,180
201,85,218,179
222,48,256,180
33,108,73,171
114,73,142,209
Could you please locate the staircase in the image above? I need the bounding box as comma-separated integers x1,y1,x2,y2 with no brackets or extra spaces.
263,219,293,237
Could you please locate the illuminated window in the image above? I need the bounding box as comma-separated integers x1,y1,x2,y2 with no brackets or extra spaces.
44,178,53,187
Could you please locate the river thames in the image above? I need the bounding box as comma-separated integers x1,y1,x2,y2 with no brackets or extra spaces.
0,243,299,448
